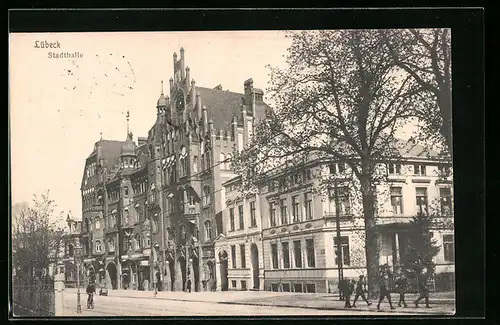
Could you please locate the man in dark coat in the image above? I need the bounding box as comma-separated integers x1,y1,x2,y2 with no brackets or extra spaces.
414,268,432,308
343,279,355,308
377,274,396,311
352,275,372,307
394,269,409,307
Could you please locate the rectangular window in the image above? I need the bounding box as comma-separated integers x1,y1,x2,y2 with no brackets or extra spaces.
306,238,316,267
305,283,316,293
390,187,404,215
238,205,244,230
292,196,300,222
334,236,350,266
241,280,247,290
271,284,279,292
229,208,235,231
440,187,452,216
329,187,350,215
250,201,257,227
269,202,277,227
416,187,429,215
305,193,313,220
231,245,237,269
293,283,303,293
388,163,402,175
280,199,288,225
329,164,337,175
293,240,302,268
124,186,129,197
282,283,291,292
271,243,279,269
443,234,455,262
240,244,246,268
414,164,426,176
232,280,237,288
282,242,290,269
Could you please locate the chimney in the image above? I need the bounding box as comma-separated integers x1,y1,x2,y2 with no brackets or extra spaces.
244,78,253,95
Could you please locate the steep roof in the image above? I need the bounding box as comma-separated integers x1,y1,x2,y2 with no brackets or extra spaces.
196,87,268,131
197,87,243,131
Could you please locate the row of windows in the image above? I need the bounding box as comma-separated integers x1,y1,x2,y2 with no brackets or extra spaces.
93,234,152,254
270,238,316,269
394,186,453,216
269,193,314,227
228,202,258,232
268,170,313,192
266,234,455,269
86,162,98,178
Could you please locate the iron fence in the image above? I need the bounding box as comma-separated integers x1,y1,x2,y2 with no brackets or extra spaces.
12,277,55,317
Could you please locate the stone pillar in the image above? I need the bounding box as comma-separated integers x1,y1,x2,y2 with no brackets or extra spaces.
394,233,400,266
54,273,65,316
215,261,222,291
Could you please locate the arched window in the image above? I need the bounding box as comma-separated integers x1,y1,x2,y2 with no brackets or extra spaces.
68,244,74,256
203,185,211,206
180,225,186,241
124,208,129,224
204,220,213,240
134,234,141,250
85,219,90,233
95,240,102,253
193,156,198,173
109,238,115,251
226,153,232,170
95,217,101,229
180,157,186,176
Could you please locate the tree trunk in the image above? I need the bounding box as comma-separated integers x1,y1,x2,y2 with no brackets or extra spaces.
437,91,453,154
359,175,380,299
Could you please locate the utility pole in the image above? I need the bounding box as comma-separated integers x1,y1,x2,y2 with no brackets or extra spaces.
333,180,344,301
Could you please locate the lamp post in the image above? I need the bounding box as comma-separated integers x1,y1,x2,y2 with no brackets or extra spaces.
333,181,344,301
74,245,82,313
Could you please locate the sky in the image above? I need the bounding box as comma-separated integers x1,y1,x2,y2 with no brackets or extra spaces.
9,31,294,221
9,30,421,223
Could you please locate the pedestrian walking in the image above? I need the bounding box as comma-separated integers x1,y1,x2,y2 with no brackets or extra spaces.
186,278,192,293
86,281,96,309
414,268,432,308
394,269,408,307
377,274,396,311
343,279,355,308
352,275,372,307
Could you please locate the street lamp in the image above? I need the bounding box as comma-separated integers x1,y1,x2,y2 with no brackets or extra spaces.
74,245,83,313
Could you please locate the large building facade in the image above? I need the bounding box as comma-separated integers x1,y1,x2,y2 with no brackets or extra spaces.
62,48,269,291
214,140,455,293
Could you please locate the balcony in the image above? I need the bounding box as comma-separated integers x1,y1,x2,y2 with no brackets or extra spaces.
181,203,200,223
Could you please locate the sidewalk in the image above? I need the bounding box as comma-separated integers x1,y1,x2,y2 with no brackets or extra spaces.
64,289,455,314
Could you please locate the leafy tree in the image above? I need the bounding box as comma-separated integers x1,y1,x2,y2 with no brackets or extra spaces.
232,30,423,296
12,191,65,280
381,29,452,154
404,214,441,276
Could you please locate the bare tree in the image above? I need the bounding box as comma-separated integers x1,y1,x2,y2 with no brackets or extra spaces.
381,28,452,154
232,30,422,296
12,191,65,280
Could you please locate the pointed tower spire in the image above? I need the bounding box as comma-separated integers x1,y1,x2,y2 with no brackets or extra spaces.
126,111,133,140
161,80,164,95
100,132,103,140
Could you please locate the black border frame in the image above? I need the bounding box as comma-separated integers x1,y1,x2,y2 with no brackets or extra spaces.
6,7,485,323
